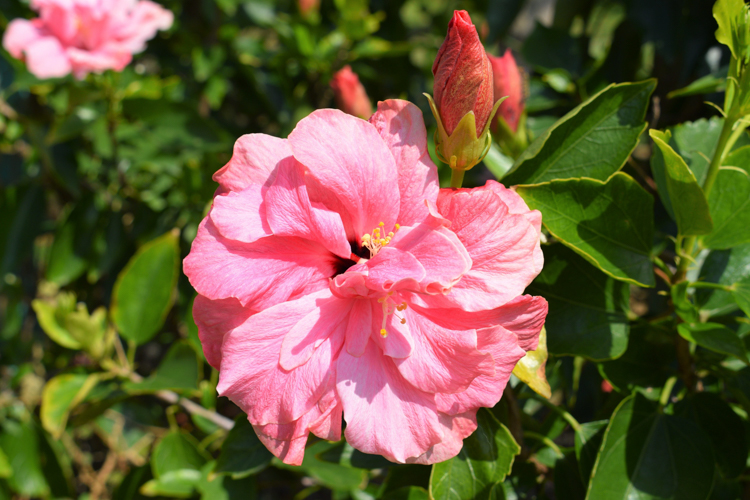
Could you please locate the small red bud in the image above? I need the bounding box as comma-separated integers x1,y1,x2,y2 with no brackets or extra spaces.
330,66,373,120
489,50,525,133
432,10,494,137
298,0,319,17
601,380,613,393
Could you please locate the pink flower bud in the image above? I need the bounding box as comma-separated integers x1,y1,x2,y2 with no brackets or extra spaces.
330,66,373,120
489,50,525,133
601,380,613,393
298,0,319,17
432,10,493,137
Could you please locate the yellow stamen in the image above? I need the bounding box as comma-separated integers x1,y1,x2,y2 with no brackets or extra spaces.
380,328,388,338
361,222,400,259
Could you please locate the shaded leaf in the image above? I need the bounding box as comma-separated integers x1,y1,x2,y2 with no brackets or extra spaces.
503,81,655,185
111,230,180,344
586,393,714,500
649,129,713,236
574,420,607,486
696,243,750,317
703,166,750,249
599,324,676,390
517,173,655,287
152,431,209,479
677,322,749,363
430,409,519,500
215,416,273,478
124,342,200,394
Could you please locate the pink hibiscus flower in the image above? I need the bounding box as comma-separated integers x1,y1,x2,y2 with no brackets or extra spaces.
2,0,173,80
183,100,547,465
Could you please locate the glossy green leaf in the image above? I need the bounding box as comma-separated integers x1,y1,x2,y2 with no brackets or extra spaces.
713,0,748,60
0,421,49,498
703,167,750,249
124,342,200,394
677,322,749,363
111,230,180,344
430,409,519,500
214,416,273,478
675,392,747,479
273,440,367,490
649,129,713,236
598,324,676,391
152,431,209,478
197,462,257,500
667,117,724,184
518,173,655,287
529,245,630,361
696,243,750,317
667,72,726,99
41,373,99,438
574,420,607,486
140,469,202,498
586,393,714,500
503,80,655,185
733,282,750,317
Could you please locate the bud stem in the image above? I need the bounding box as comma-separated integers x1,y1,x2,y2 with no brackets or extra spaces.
450,168,465,189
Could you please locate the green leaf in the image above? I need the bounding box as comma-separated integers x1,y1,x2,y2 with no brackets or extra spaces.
152,431,209,478
503,80,656,185
586,393,714,500
668,117,725,184
40,373,99,438
677,322,749,363
599,323,676,390
517,172,655,287
574,420,607,486
713,0,748,60
124,342,200,394
197,462,257,500
140,469,202,498
667,71,727,99
696,243,750,317
273,440,367,490
0,448,10,479
45,214,88,285
733,282,750,317
383,486,429,500
0,421,49,498
429,409,519,500
649,129,713,236
529,245,630,361
214,416,273,478
675,392,747,479
111,230,180,344
31,296,82,350
703,166,750,249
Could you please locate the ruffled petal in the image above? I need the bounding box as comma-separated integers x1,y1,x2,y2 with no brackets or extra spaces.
183,218,338,309
217,290,345,426
110,0,173,53
406,412,477,465
213,135,292,193
436,326,525,415
436,186,540,310
289,109,400,239
394,311,493,394
369,100,439,226
2,19,46,59
344,299,372,357
25,37,73,79
210,184,272,243
365,247,426,292
192,294,254,370
265,158,350,259
337,342,443,463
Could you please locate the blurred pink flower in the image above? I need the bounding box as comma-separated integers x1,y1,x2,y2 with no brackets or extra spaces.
2,0,173,80
489,50,525,133
432,10,494,137
330,66,373,120
183,100,547,465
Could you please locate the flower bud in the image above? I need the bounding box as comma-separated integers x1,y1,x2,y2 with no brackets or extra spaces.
330,66,373,120
298,0,320,17
489,50,525,133
426,10,501,178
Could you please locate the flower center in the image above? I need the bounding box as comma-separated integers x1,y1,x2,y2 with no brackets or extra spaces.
362,222,400,259
377,292,407,338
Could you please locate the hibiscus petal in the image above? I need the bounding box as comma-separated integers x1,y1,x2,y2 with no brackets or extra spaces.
289,109,400,239
436,187,540,309
394,311,493,394
406,412,477,465
213,135,291,193
369,100,439,226
217,290,345,425
184,218,337,309
390,223,471,294
25,37,73,79
265,159,351,259
2,19,45,59
436,326,525,415
345,299,372,357
409,295,548,352
337,342,443,463
365,247,426,292
210,184,272,243
192,294,254,370
279,295,352,371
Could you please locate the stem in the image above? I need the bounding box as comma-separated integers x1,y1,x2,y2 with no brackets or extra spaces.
450,168,465,189
523,431,564,458
674,236,697,283
703,115,736,199
530,394,582,432
688,281,734,292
